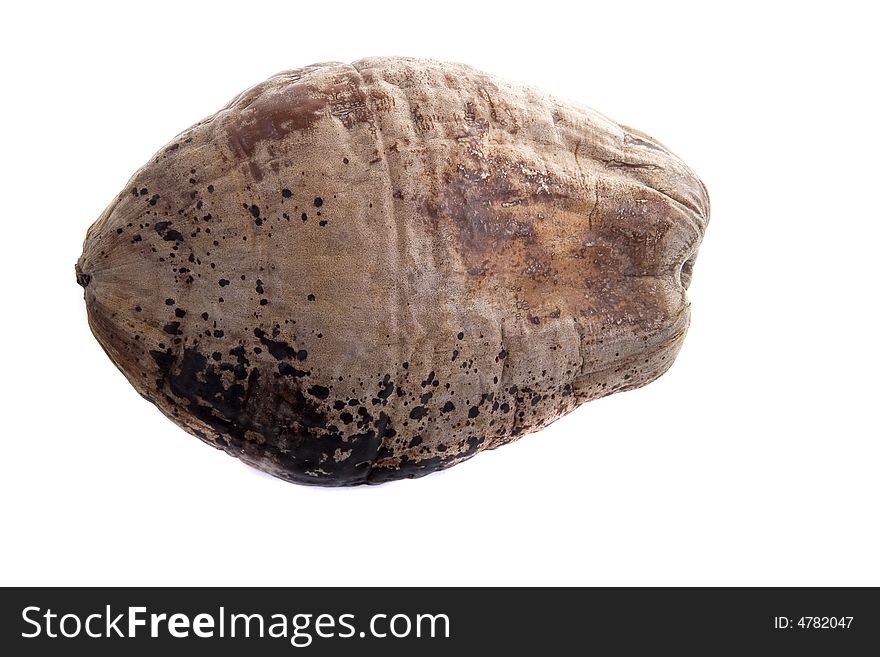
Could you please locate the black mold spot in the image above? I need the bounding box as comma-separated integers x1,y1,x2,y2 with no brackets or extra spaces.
248,204,262,225
278,362,308,378
377,375,394,400
253,327,296,360
367,434,485,484
149,349,175,377
154,221,183,242
166,349,261,442
307,384,330,400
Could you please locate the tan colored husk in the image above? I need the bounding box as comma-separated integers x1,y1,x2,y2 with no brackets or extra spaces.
78,57,709,485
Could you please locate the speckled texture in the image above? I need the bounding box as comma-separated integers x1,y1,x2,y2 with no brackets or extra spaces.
77,57,709,486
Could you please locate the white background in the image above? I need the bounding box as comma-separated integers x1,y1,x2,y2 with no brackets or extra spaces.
1,1,877,586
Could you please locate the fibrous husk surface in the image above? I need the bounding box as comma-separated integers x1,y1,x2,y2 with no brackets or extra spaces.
77,57,709,485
